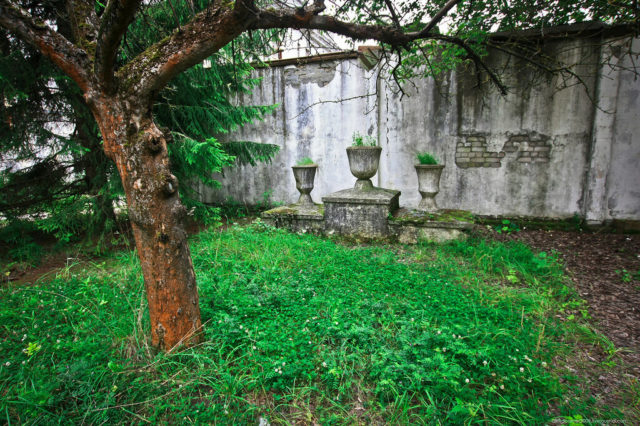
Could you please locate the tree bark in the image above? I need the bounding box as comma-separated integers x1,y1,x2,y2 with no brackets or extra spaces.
91,95,201,350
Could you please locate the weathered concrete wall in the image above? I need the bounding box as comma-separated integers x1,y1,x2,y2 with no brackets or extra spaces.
594,38,640,222
200,37,640,222
200,59,379,206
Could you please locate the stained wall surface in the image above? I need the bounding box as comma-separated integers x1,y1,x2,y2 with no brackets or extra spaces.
200,36,639,222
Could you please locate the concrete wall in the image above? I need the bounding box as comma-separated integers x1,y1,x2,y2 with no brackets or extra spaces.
200,36,640,222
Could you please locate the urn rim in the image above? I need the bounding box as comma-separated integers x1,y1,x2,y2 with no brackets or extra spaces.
346,145,382,151
415,164,445,170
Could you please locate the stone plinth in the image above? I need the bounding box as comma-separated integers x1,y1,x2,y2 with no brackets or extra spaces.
261,203,324,234
322,187,400,238
389,209,473,243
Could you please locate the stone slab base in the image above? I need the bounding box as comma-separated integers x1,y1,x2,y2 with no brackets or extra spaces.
322,187,400,238
261,203,324,234
389,223,469,243
389,209,474,243
261,204,473,244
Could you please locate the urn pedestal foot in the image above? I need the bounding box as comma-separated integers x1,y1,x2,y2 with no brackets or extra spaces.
354,179,374,191
297,193,313,205
417,195,438,212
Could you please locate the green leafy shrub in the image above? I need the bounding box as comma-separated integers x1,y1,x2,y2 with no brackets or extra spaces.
295,157,315,166
417,152,438,165
351,131,377,147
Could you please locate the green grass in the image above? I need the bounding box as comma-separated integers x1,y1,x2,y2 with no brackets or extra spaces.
0,223,624,423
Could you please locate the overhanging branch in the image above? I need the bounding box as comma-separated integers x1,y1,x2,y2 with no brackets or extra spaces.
250,9,411,47
417,0,462,36
251,5,506,94
433,34,508,94
118,1,250,99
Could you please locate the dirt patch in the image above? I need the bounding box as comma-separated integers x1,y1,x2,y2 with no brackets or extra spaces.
510,230,639,373
485,227,640,417
1,218,215,287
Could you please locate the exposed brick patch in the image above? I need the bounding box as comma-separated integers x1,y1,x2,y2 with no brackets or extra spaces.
455,133,551,168
501,134,552,163
455,135,504,169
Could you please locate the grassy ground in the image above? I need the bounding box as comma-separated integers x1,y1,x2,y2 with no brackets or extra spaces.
0,222,628,424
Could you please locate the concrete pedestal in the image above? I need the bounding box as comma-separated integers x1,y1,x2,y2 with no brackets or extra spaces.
261,194,473,243
261,203,324,234
388,209,474,243
322,187,400,238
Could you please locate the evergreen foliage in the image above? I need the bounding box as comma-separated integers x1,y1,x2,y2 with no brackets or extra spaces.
1,29,120,257
152,62,278,224
0,1,280,258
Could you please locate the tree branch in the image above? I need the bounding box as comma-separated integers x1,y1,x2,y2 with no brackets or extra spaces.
118,1,250,99
433,34,508,94
418,0,462,36
250,8,411,47
233,0,257,16
95,0,143,91
250,4,506,93
0,0,92,92
383,0,401,28
65,0,99,45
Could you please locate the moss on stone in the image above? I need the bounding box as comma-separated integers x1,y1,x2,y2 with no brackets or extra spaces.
390,209,474,225
117,35,172,91
262,203,324,218
263,206,299,216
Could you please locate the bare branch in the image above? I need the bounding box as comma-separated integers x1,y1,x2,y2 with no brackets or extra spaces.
251,8,411,47
0,0,92,92
433,34,508,94
418,0,463,36
95,0,143,91
487,40,606,108
383,0,401,28
287,93,376,120
65,0,99,45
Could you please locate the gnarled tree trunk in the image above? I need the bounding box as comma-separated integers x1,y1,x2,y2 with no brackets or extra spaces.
91,96,201,350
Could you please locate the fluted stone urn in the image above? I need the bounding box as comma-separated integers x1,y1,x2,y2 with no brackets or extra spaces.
346,146,382,191
292,164,317,205
415,164,445,211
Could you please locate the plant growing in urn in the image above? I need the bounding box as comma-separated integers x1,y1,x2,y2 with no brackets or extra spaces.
347,132,382,191
415,152,445,211
292,157,317,205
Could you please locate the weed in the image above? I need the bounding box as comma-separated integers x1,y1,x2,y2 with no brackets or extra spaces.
615,269,633,283
351,132,377,147
495,219,521,234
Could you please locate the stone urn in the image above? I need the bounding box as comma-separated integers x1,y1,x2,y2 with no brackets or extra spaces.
292,164,317,205
415,164,445,211
346,146,382,190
